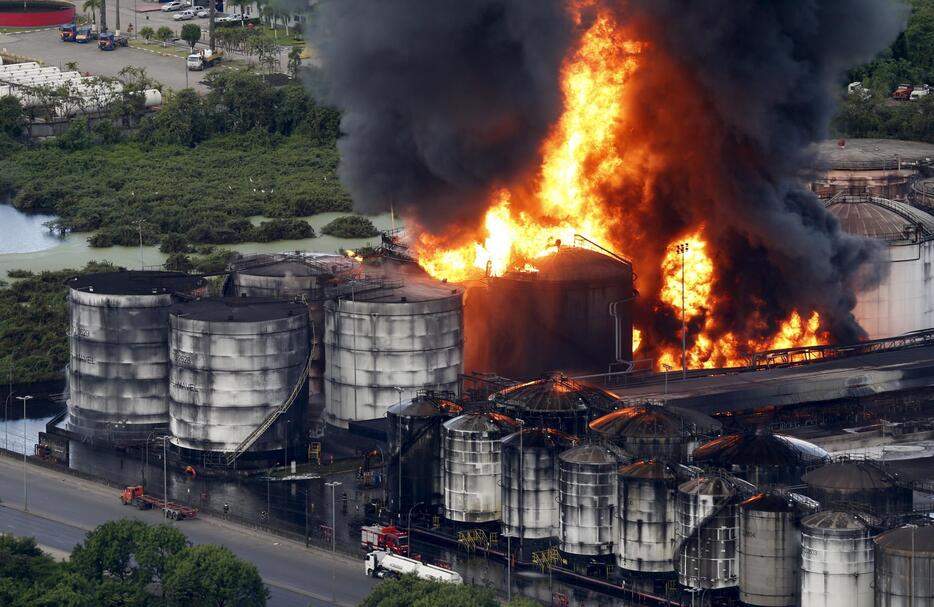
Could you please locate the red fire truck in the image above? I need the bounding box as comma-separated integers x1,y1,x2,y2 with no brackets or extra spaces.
360,524,409,555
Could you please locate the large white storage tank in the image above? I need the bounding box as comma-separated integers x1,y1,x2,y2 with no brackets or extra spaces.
738,493,802,607
826,194,934,338
617,460,679,573
558,444,622,559
874,524,934,606
800,510,875,607
324,268,464,428
676,475,739,591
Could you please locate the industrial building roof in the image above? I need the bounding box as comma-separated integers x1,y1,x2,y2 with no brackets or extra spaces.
692,432,828,466
802,460,897,490
170,298,307,322
826,195,934,243
492,374,617,413
68,271,205,295
590,403,721,439
815,138,934,170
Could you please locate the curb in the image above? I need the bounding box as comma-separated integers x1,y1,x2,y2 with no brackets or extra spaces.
129,44,184,59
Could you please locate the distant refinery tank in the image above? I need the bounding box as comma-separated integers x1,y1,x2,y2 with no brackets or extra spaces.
738,493,803,607
66,271,205,440
590,402,721,463
812,139,934,200
386,391,462,516
491,374,619,436
443,412,519,523
826,194,934,338
617,460,679,573
325,269,464,428
874,524,934,606
168,299,309,454
501,427,577,541
802,460,912,517
800,510,875,607
676,475,739,591
465,243,635,379
692,432,829,487
231,254,354,434
558,444,622,559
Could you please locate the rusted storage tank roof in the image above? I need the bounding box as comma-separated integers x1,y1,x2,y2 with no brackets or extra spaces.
802,460,897,490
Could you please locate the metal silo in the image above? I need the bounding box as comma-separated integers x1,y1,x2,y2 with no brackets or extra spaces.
168,299,309,454
800,510,875,607
386,391,462,516
443,412,519,523
738,493,801,606
66,271,205,440
802,459,912,517
491,374,618,436
676,475,739,591
501,428,578,541
692,432,829,488
325,270,464,428
558,444,622,559
617,460,679,573
874,524,934,606
590,402,721,463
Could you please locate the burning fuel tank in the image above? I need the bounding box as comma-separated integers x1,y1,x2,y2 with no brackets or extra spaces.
501,427,578,541
386,391,462,516
800,510,875,607
802,459,912,517
676,475,739,591
66,271,206,440
738,493,803,607
491,374,619,436
558,444,623,558
167,298,309,454
691,432,829,488
465,243,635,379
324,267,464,428
590,402,721,463
617,460,679,573
442,411,519,523
874,524,934,606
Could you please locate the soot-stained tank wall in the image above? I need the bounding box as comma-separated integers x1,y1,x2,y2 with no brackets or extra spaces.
325,276,464,428
617,460,679,573
468,246,635,379
168,298,309,453
800,510,875,607
874,524,934,606
66,271,205,439
558,444,622,558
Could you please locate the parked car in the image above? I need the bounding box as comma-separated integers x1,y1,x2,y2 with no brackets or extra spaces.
160,1,188,11
196,8,210,17
910,85,931,101
173,9,196,20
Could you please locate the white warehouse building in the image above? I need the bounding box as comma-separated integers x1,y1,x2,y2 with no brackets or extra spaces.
826,194,934,339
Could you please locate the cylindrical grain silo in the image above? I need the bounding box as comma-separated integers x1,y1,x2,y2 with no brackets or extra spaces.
386,391,462,516
325,271,464,428
231,254,354,436
692,432,829,488
66,271,205,440
800,510,875,607
676,475,739,591
558,444,622,559
802,460,912,517
168,299,309,454
501,428,577,541
738,493,801,606
491,374,618,436
464,245,636,379
617,460,679,573
443,412,519,523
874,524,934,606
590,402,721,463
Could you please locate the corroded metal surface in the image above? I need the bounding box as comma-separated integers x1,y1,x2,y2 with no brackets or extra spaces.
738,493,800,606
800,511,875,607
617,460,678,573
558,444,621,557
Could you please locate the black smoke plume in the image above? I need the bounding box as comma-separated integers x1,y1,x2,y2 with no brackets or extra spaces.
309,0,575,231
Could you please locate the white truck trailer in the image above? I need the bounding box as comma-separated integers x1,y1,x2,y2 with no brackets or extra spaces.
364,550,463,584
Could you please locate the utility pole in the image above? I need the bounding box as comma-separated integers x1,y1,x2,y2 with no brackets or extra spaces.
115,0,120,33
134,219,145,269
325,481,342,605
677,242,690,379
16,395,32,511
208,0,216,51
162,435,168,520
100,0,107,33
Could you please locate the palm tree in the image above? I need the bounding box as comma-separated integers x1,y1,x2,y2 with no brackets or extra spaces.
82,0,100,27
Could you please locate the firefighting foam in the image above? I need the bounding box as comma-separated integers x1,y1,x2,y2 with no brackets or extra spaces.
313,0,906,371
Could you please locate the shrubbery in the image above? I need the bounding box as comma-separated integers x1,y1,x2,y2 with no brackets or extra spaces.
321,215,380,238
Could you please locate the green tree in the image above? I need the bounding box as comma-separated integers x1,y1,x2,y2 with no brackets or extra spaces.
163,544,268,607
139,25,155,42
70,519,149,582
321,215,379,238
81,0,99,27
165,252,194,272
136,524,189,594
0,95,26,139
360,576,544,607
156,25,174,47
138,88,210,146
286,46,301,80
181,22,202,52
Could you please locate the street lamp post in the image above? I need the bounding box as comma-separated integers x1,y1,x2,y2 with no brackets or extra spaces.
325,481,342,605
677,242,690,379
393,385,403,518
406,501,423,553
16,395,32,511
160,435,169,520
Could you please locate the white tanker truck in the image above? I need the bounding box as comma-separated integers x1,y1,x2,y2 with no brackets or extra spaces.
364,550,463,584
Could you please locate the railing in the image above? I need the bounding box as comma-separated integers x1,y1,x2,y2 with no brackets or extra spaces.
825,193,934,243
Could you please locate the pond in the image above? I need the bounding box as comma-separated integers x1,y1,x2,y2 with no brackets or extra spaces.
0,206,400,280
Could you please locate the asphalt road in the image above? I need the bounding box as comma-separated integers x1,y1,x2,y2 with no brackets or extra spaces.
0,455,377,607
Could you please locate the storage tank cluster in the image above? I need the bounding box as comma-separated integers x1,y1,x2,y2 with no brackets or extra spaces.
691,431,830,487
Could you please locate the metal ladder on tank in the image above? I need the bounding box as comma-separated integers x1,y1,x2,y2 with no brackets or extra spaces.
224,351,313,467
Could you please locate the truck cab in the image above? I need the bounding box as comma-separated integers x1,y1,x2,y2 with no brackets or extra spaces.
892,83,914,100
61,24,77,42
120,485,145,504
360,524,409,555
